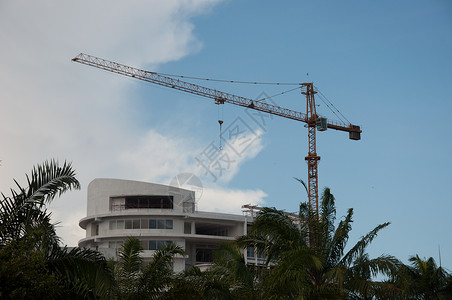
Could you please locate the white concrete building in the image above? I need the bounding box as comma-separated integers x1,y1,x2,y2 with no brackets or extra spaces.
79,178,255,272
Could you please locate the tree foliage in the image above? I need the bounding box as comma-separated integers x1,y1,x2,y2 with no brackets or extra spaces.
390,255,452,300
112,236,186,300
0,160,115,299
237,186,399,299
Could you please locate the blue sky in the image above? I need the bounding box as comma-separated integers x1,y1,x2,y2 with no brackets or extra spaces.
1,0,451,271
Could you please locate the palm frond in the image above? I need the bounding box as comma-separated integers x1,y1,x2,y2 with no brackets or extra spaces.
294,177,308,196
325,208,353,268
320,187,336,235
118,236,143,275
340,222,390,268
211,242,257,294
238,207,305,264
1,160,80,245
47,245,115,299
138,243,186,298
25,159,80,205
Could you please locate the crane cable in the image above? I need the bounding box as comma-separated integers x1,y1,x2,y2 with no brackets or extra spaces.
156,72,302,86
314,86,351,125
156,71,305,102
255,86,303,103
217,103,224,150
157,71,348,126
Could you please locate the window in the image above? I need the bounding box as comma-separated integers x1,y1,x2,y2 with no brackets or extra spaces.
133,219,140,229
91,224,99,236
148,240,156,250
148,240,172,250
125,197,139,209
157,219,165,229
196,248,214,263
156,240,166,250
109,219,173,230
110,197,125,211
141,240,149,250
149,219,172,229
140,219,148,229
184,222,191,234
149,219,156,229
195,222,229,236
247,247,255,258
124,195,173,209
117,220,124,229
165,220,173,229
125,220,132,229
109,241,123,249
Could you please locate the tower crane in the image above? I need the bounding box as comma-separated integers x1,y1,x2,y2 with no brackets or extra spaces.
72,53,361,217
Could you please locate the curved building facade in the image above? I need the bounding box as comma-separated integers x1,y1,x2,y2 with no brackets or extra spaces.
79,178,250,272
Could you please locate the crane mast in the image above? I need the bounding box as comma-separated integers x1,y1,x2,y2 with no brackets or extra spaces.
303,84,321,216
72,53,361,217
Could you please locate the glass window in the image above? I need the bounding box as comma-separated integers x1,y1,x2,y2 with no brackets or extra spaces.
138,198,149,208
247,247,255,258
157,219,165,229
141,219,148,229
196,248,213,263
133,219,140,229
125,197,139,209
166,220,173,229
149,219,156,229
140,240,148,250
125,220,132,229
184,222,191,234
149,240,157,250
116,220,124,229
148,240,172,250
124,196,173,209
109,221,116,230
157,240,165,250
149,198,161,208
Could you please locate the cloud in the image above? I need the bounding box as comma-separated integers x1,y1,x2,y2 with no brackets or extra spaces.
198,187,267,215
0,0,268,247
118,127,268,215
119,125,265,184
119,129,197,183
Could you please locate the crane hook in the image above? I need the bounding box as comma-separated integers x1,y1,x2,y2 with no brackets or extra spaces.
218,120,224,150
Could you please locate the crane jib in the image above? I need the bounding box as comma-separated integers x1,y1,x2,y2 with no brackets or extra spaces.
72,53,360,137
72,52,362,218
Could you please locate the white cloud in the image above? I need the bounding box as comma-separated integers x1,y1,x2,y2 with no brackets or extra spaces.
0,0,268,247
119,126,265,185
119,129,197,183
198,187,267,214
118,127,268,214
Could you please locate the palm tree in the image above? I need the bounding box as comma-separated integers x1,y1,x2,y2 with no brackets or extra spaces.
391,255,452,299
0,160,115,299
209,242,262,299
0,160,80,246
238,187,398,299
113,236,186,300
164,266,235,300
113,236,144,299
